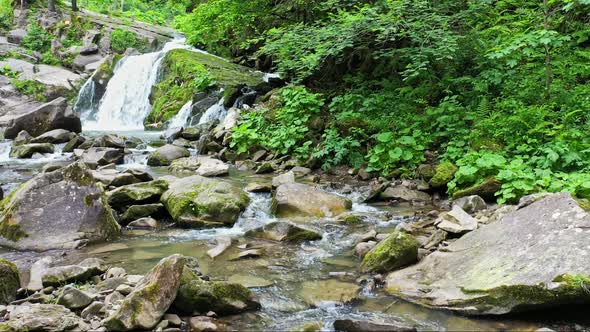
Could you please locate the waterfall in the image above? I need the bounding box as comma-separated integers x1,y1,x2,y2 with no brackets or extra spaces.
73,78,98,121
197,99,227,125
168,100,193,129
82,39,188,131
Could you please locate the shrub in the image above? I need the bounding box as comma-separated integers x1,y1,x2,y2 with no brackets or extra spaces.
110,28,146,53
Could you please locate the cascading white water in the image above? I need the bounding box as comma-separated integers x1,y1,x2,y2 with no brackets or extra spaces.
198,99,227,125
83,39,189,131
73,78,98,121
168,100,193,129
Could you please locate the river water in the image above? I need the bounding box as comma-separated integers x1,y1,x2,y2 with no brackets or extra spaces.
0,39,588,331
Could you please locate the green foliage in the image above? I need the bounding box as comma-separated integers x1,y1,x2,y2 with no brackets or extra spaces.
0,0,13,32
82,0,195,25
0,65,18,78
22,21,52,52
366,130,427,177
231,86,324,158
110,28,146,53
11,79,46,101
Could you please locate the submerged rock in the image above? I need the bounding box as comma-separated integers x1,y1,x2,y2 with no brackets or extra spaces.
0,162,120,251
9,143,54,159
272,183,352,218
361,231,419,273
161,175,250,228
169,156,229,177
104,254,186,331
386,193,590,315
246,221,322,242
174,269,260,315
300,280,360,306
333,319,417,332
147,144,190,166
0,258,20,305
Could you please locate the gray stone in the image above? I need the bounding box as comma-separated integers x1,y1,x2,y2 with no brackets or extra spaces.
0,162,120,251
120,203,165,224
81,147,125,168
454,195,487,214
207,236,232,259
81,301,105,319
272,171,295,188
7,29,26,44
0,259,19,305
3,304,83,331
30,129,75,144
147,144,190,166
73,53,104,72
244,182,272,193
333,319,416,332
128,217,159,229
355,241,377,258
435,206,478,234
386,193,590,315
272,183,352,218
245,221,322,243
13,130,31,146
107,180,168,208
57,285,93,310
104,254,186,331
380,185,431,203
169,156,229,177
27,257,53,292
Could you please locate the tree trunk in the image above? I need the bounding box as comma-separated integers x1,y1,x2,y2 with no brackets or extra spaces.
48,0,56,12
72,0,78,11
543,0,552,99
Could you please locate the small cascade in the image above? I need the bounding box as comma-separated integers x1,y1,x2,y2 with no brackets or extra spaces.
83,39,188,131
0,141,10,163
197,99,227,126
73,78,98,121
168,100,193,129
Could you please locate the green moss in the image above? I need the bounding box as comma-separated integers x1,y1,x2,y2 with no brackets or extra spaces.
360,231,418,273
145,49,265,126
456,274,590,313
429,161,458,189
452,177,501,200
0,258,20,304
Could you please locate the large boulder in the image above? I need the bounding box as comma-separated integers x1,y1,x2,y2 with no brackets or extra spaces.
160,175,250,228
147,144,190,167
174,268,260,315
30,129,75,144
104,254,186,331
0,162,120,251
169,156,229,177
1,97,81,139
272,183,352,218
9,143,54,159
2,304,84,331
361,231,419,273
386,193,590,315
245,221,322,243
0,258,20,305
107,180,169,208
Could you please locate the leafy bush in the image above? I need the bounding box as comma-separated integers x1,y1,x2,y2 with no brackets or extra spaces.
22,21,52,52
0,0,12,32
231,86,324,158
366,130,428,177
12,79,46,101
0,65,18,78
110,28,146,53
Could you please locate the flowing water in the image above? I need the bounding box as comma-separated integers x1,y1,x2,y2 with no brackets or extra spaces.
0,38,588,331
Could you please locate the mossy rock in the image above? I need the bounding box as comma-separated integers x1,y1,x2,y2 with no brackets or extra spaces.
174,269,260,315
107,180,169,208
9,143,54,159
161,175,250,228
429,161,458,189
146,49,265,126
452,177,501,201
0,258,20,305
360,231,418,273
